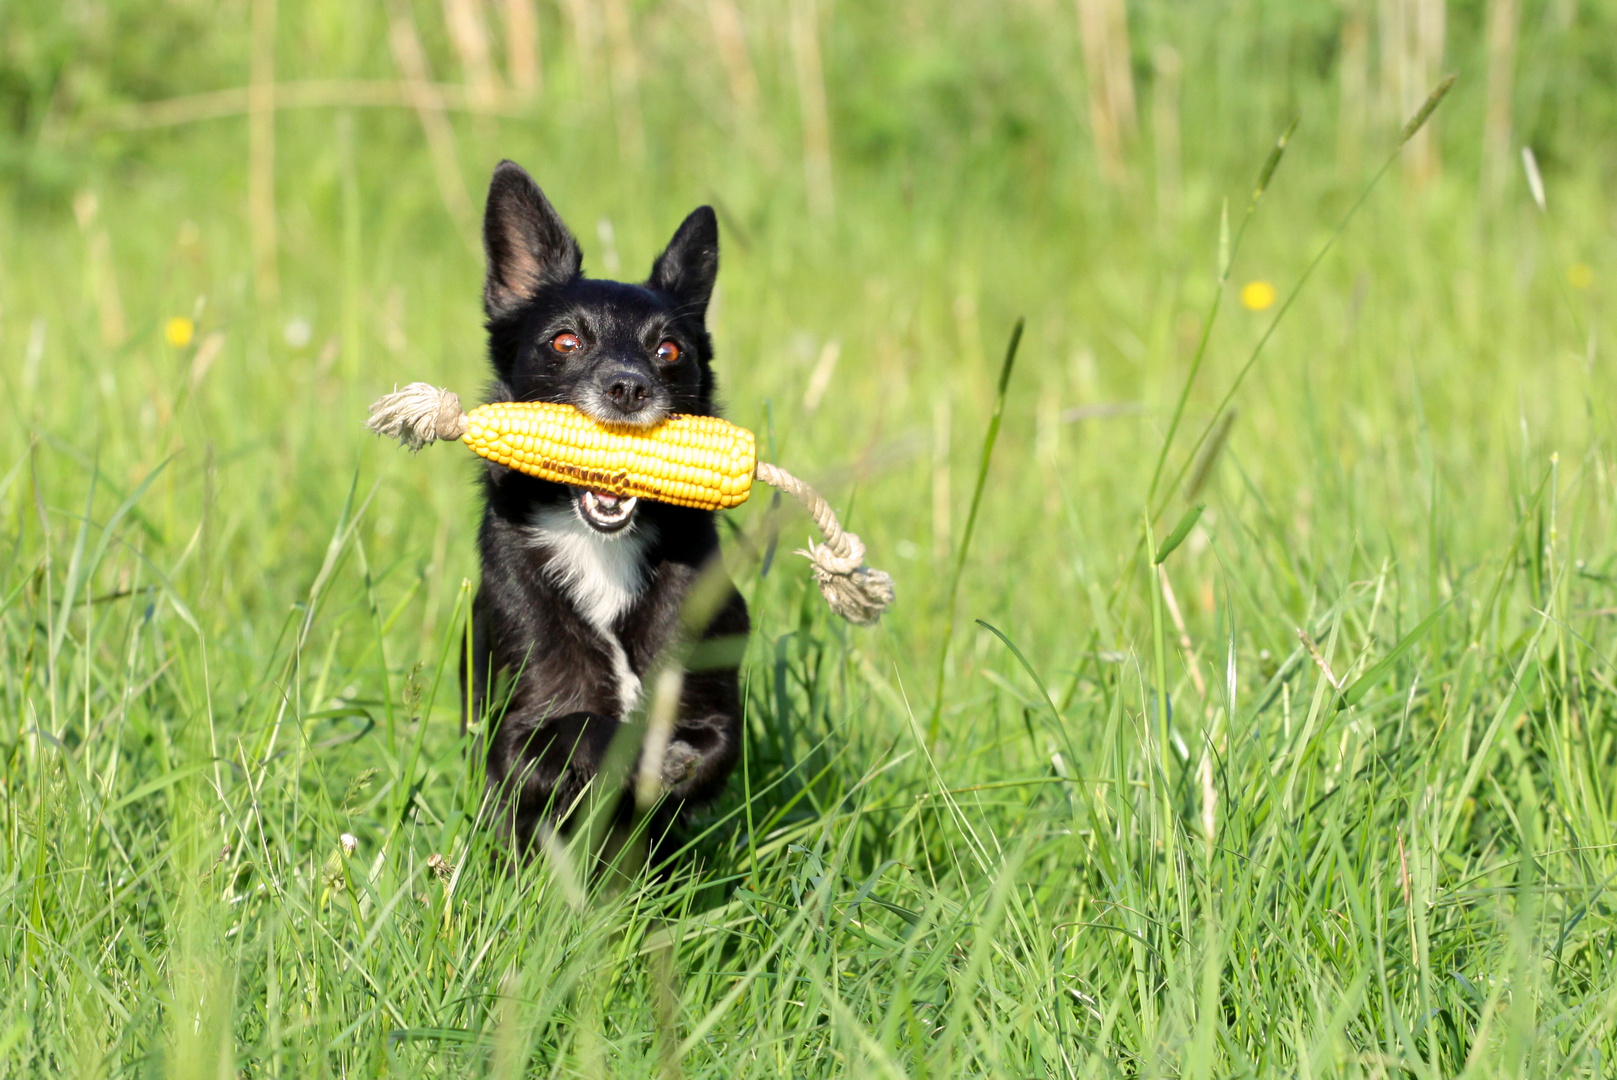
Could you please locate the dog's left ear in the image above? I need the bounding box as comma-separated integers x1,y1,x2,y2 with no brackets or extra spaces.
648,207,719,318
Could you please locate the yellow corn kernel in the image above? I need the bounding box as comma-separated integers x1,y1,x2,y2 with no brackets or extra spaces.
460,401,756,511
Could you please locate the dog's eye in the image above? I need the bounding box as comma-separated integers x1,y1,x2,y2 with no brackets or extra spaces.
551,332,581,354
656,340,680,364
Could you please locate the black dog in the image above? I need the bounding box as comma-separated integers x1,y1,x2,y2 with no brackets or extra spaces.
465,160,748,857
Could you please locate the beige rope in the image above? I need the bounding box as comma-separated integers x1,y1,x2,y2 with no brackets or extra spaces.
753,461,894,624
366,383,895,624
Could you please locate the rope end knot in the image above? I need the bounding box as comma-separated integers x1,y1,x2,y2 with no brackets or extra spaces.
798,531,896,626
366,383,468,451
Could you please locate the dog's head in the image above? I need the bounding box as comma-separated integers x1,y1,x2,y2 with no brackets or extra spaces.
480,160,721,534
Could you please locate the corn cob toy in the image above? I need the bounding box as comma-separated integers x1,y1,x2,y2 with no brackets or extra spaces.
456,399,757,511
366,383,894,624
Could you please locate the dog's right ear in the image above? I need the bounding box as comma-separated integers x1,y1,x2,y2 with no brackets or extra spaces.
482,161,582,319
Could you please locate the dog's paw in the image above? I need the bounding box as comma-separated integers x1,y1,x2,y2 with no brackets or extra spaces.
659,741,701,789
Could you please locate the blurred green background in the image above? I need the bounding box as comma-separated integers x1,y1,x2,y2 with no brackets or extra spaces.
2,0,1616,1076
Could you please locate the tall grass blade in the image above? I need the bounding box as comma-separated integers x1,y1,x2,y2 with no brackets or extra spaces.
1156,76,1459,514
1398,73,1457,146
1154,503,1204,565
48,462,98,673
975,620,1068,743
1182,408,1235,504
927,318,1023,744
1146,117,1296,509
1522,146,1547,213
1252,112,1300,199
1338,599,1451,709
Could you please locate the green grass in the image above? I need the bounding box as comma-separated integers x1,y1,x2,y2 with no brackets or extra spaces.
3,1,1617,1075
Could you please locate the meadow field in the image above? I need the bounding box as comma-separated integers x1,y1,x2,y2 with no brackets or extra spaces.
2,0,1616,1075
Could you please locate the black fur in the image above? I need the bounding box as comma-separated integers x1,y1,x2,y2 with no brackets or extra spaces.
466,160,747,858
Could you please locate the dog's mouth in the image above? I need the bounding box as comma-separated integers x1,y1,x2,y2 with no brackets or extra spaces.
572,487,639,533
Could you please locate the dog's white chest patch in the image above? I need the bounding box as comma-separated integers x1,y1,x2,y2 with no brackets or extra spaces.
525,505,655,715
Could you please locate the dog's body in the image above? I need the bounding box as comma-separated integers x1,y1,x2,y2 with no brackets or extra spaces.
466,161,747,855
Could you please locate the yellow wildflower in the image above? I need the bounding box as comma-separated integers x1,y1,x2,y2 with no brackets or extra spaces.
165,317,195,348
1568,263,1593,290
1240,281,1276,311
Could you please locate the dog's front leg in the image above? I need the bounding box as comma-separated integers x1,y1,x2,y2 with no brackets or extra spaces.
488,709,622,849
654,665,744,804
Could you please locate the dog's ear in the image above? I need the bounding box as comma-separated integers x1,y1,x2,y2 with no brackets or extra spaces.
648,206,719,318
483,161,582,319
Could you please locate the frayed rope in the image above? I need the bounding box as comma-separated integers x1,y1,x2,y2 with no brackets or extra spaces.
366,383,895,625
365,382,469,450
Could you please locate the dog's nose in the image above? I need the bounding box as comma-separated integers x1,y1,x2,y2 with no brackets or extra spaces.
603,370,652,412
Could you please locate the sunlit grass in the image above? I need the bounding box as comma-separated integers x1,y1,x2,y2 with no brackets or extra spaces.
2,2,1617,1077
